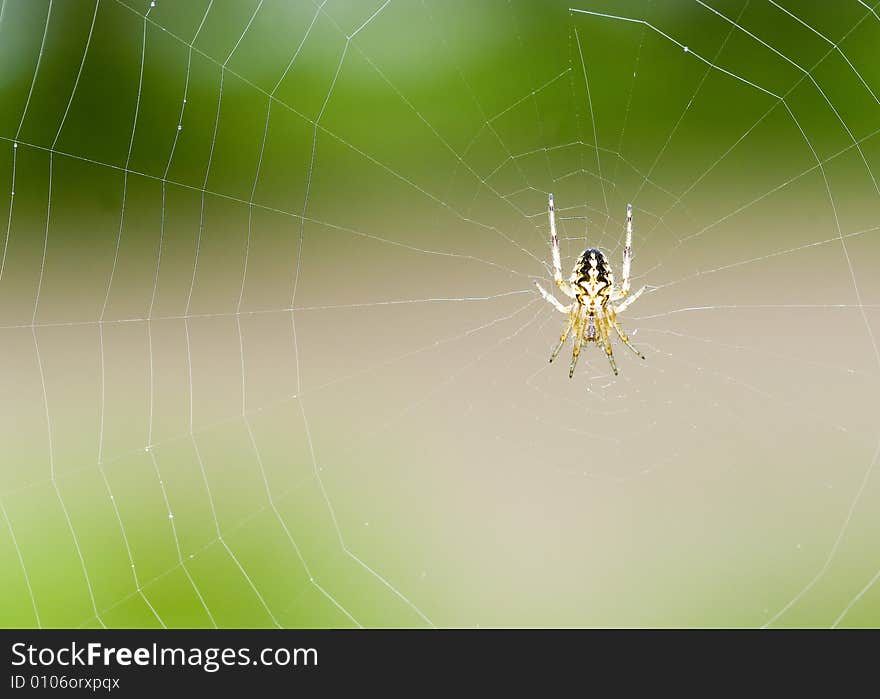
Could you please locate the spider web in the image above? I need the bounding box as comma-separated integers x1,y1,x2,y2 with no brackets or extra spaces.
0,0,879,628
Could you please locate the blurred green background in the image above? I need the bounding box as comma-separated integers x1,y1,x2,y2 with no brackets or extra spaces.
1,0,879,628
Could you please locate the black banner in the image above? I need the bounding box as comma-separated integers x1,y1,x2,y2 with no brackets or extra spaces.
1,629,874,693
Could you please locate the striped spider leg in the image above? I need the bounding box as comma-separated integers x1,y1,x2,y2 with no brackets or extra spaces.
609,203,647,313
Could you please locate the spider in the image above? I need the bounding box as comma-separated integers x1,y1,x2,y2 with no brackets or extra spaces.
534,193,646,377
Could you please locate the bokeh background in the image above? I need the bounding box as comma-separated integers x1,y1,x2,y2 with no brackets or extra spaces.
1,0,879,628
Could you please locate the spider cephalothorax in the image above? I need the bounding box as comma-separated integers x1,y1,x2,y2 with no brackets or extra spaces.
534,194,647,377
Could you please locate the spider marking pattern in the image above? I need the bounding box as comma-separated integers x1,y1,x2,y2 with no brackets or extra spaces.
534,194,647,377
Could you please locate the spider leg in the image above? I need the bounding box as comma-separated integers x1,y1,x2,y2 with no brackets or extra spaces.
549,193,563,286
614,284,645,314
597,310,618,376
550,312,575,363
568,311,587,378
548,193,576,299
558,280,576,298
534,281,570,314
608,309,645,360
620,203,633,297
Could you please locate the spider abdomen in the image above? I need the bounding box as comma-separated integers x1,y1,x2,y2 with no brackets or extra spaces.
573,248,614,307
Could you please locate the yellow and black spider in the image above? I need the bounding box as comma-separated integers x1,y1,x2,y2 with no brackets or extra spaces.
534,194,646,377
